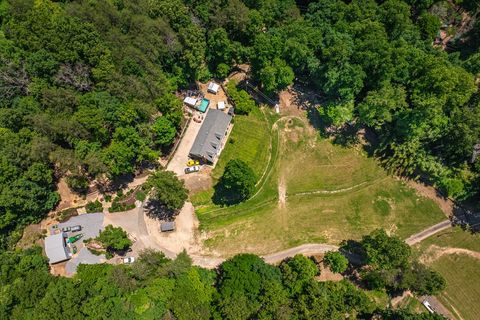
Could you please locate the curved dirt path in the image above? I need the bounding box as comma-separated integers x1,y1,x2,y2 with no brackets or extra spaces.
420,244,480,265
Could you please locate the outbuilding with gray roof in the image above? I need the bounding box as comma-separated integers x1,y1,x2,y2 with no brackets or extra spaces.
44,232,70,264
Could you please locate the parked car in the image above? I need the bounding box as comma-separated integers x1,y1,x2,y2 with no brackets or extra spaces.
186,159,200,166
123,257,135,264
62,225,81,232
184,165,200,174
422,300,435,314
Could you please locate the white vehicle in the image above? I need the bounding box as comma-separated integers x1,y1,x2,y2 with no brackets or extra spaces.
184,165,200,174
62,225,81,232
123,257,135,264
422,300,435,314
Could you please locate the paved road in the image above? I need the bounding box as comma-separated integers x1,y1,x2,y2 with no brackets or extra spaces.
405,220,452,245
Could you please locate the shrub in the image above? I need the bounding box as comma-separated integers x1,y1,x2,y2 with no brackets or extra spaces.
56,208,78,222
216,63,230,78
85,200,103,213
226,82,255,115
66,175,89,194
323,251,348,273
135,190,146,202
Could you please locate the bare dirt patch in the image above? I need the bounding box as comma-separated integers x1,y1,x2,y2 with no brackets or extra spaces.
144,202,204,255
56,178,83,210
278,88,307,118
278,176,286,208
420,244,480,265
314,256,344,282
181,171,213,194
50,262,67,277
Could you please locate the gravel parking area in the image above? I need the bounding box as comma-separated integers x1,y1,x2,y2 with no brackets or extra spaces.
66,247,106,275
51,213,105,276
52,212,104,239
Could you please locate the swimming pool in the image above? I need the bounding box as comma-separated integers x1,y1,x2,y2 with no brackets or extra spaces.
198,98,210,113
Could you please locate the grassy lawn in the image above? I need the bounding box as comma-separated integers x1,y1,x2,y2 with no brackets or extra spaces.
212,107,271,180
190,107,273,206
397,296,424,314
193,108,446,256
432,255,480,320
413,227,480,320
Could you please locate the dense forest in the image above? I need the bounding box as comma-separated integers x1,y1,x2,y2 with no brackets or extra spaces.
0,0,479,250
0,229,446,319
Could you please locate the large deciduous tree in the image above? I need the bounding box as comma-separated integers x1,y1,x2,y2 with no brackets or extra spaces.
214,159,256,205
145,171,188,216
96,225,132,252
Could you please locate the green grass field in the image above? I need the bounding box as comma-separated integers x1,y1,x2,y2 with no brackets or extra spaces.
432,255,480,320
413,227,480,320
212,107,272,180
190,108,273,206
193,108,446,256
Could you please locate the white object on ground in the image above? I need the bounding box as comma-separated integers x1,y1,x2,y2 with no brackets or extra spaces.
208,82,220,94
184,97,197,107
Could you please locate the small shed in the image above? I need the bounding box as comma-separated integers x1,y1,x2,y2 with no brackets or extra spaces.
160,221,176,232
45,232,70,264
207,82,220,94
217,101,225,110
183,97,197,107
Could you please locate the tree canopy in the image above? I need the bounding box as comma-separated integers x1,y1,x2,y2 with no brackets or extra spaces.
0,228,445,319
323,251,349,274
144,170,188,218
96,225,132,252
2,0,480,248
214,159,256,205
350,229,446,295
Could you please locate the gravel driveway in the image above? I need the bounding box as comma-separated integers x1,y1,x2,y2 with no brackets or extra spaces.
66,247,106,275
167,118,203,176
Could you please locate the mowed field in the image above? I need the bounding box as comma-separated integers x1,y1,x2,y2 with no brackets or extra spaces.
414,228,480,320
192,108,446,256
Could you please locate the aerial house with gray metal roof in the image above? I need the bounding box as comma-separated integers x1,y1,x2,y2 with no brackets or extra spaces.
189,108,232,164
44,232,70,264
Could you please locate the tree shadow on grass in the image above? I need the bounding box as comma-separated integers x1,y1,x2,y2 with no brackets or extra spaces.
331,124,360,148
143,199,178,221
